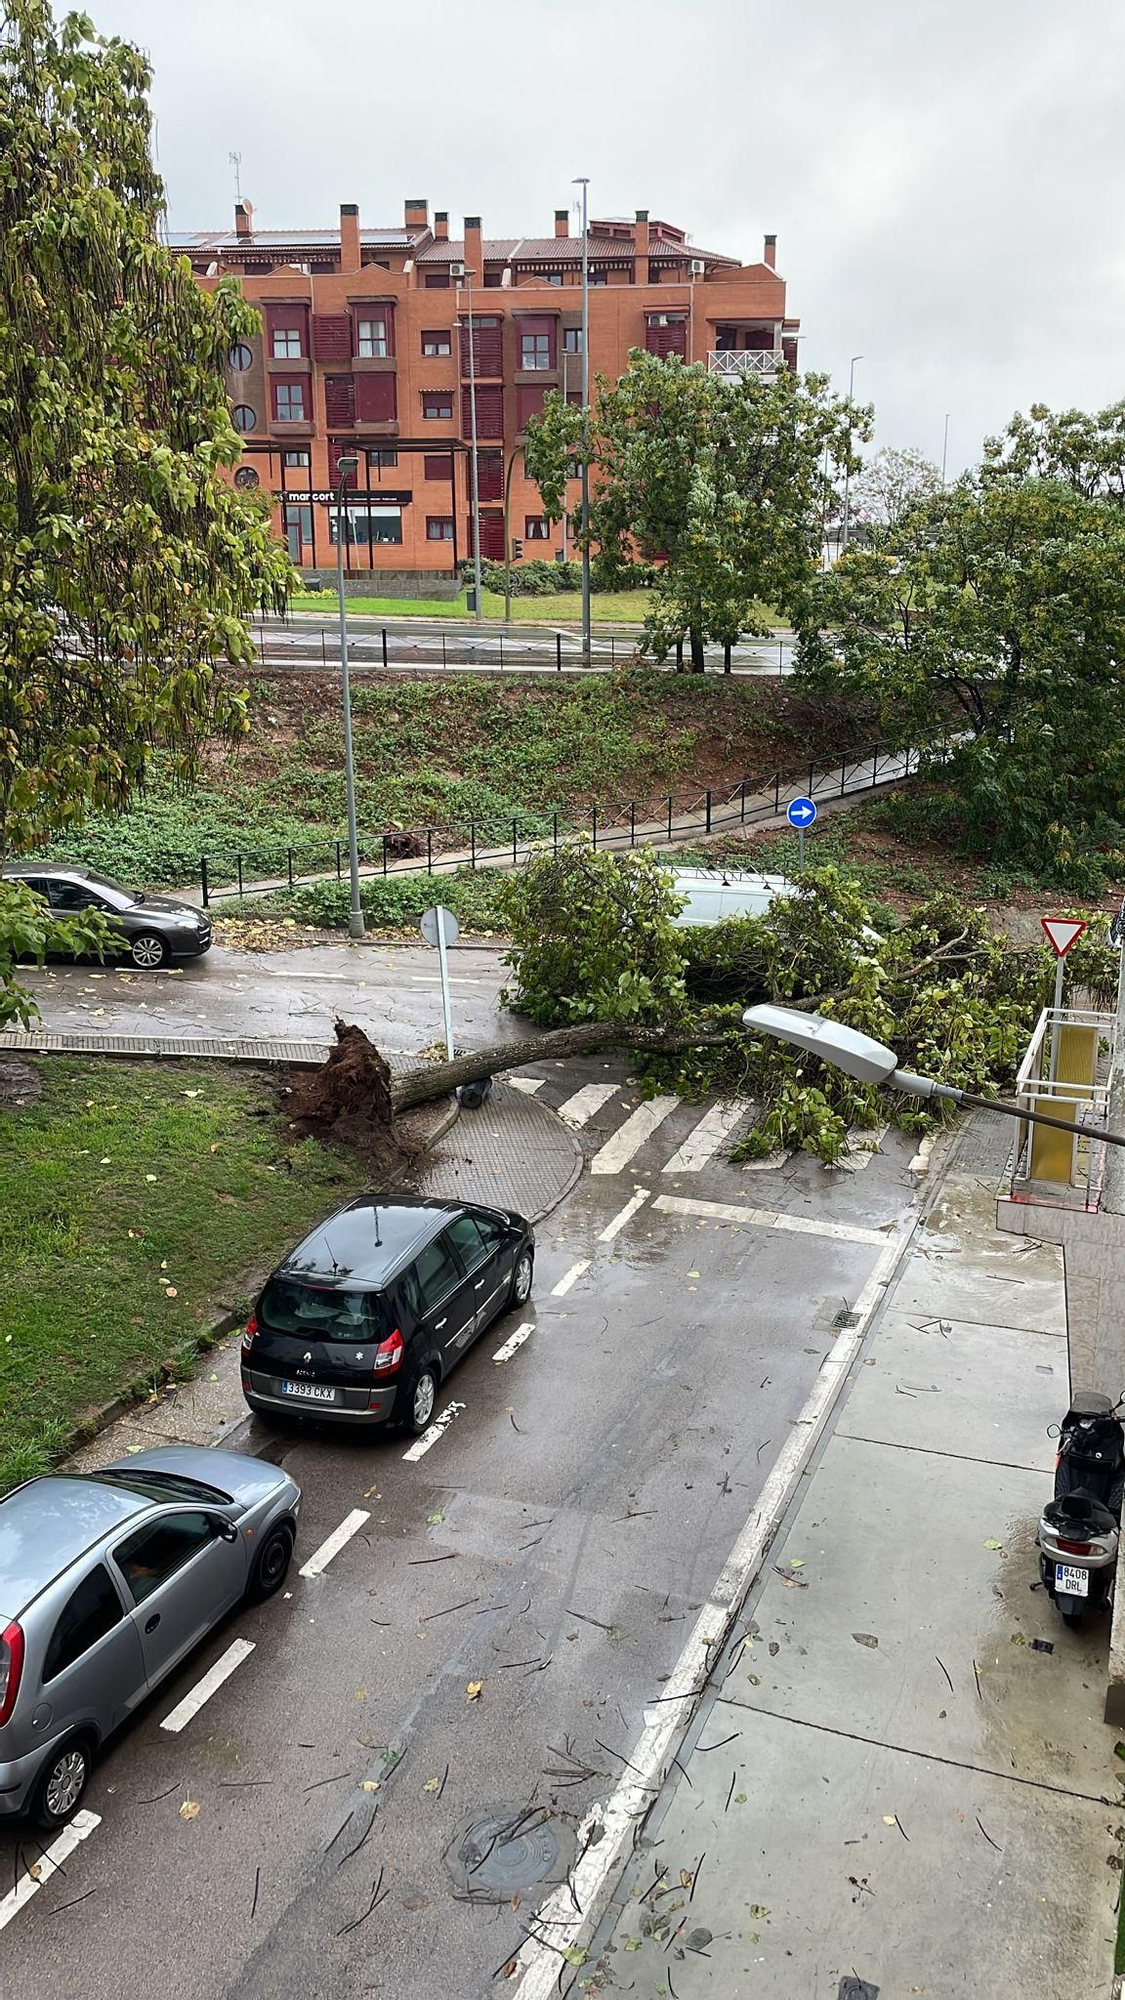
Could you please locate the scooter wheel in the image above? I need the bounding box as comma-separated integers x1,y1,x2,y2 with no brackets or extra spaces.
1059,1604,1084,1628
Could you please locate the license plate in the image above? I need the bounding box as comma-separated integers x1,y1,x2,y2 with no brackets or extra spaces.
281,1380,337,1403
1055,1563,1090,1596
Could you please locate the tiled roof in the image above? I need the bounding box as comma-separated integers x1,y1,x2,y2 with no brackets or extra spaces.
167,228,417,250
414,238,521,264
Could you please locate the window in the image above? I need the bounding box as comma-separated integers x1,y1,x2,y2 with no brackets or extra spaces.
545,273,563,287
260,1277,379,1339
588,269,607,286
525,516,550,540
472,1213,506,1253
521,331,551,371
368,449,398,469
43,1566,123,1682
47,879,107,912
228,343,253,371
232,405,257,432
421,330,452,357
328,506,403,546
424,453,453,480
424,272,450,289
482,271,504,289
426,517,454,540
113,1513,221,1606
284,449,310,467
273,381,305,422
283,503,312,545
357,317,388,358
271,326,303,358
423,392,453,420
414,1235,462,1311
563,327,583,353
234,465,259,489
444,1213,488,1272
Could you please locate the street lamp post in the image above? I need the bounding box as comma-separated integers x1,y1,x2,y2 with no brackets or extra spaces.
840,353,863,555
741,1004,1125,1150
502,443,522,626
574,175,591,666
334,455,365,940
457,268,483,623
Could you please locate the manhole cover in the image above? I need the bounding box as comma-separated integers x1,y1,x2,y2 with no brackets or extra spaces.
445,1805,575,1901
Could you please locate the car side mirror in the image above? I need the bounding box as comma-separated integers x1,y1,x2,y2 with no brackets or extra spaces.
212,1518,239,1542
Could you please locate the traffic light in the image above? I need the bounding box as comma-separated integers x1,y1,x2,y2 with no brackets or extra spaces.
510,539,523,562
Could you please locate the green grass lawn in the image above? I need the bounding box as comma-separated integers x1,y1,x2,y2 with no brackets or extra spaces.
286,586,786,627
0,1059,361,1493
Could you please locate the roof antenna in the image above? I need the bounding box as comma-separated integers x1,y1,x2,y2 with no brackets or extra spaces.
372,1203,382,1246
229,150,242,203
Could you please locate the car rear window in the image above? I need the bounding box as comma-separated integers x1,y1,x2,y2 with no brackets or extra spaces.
259,1278,384,1341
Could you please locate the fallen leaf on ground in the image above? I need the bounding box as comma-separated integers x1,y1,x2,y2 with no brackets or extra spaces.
145,1174,158,1182
883,1814,898,1827
165,1287,178,1298
466,1680,483,1702
180,1800,201,1821
560,1947,586,1968
422,1777,441,1793
853,1633,879,1649
361,1780,380,1793
983,1539,1005,1552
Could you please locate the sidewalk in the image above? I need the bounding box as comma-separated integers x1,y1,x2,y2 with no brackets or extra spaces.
587,1122,1123,1999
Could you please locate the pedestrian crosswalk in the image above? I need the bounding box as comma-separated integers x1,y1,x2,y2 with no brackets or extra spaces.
502,1070,891,1184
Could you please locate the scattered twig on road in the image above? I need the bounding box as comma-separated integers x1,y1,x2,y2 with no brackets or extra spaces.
437,1763,450,1800
500,1656,543,1670
420,1596,481,1622
594,1738,650,1782
303,1771,351,1794
755,1438,772,1462
250,1866,261,1920
326,1811,354,1851
696,1733,738,1754
136,1782,181,1805
407,1552,458,1565
565,1607,616,1633
220,1778,274,1788
671,1754,694,1790
976,1815,1003,1852
935,1656,955,1696
48,1887,97,1918
509,1411,522,1433
973,1658,983,1701
690,1850,706,1903
724,1769,738,1814
336,1865,389,1939
338,1805,379,1866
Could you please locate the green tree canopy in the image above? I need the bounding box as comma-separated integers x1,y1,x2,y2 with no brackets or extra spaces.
983,399,1125,501
524,349,864,671
796,467,1125,889
849,444,942,536
0,0,291,1015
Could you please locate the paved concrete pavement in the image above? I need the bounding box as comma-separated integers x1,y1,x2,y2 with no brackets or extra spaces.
0,1030,922,2000
583,1125,1122,2000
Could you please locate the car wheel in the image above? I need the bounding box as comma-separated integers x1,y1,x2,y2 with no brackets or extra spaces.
30,1737,93,1830
508,1248,534,1309
247,1522,294,1601
130,932,169,970
405,1365,438,1437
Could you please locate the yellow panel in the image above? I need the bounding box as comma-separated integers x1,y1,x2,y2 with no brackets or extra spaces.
1057,1024,1098,1089
1030,1107,1074,1183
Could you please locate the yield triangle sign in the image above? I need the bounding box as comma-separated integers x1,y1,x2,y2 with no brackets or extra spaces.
1041,917,1086,959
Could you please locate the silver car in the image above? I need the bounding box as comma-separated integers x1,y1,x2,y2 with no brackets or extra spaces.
0,1445,301,1828
2,862,211,970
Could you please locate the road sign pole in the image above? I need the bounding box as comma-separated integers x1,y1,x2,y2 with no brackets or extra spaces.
1048,955,1065,1084
435,918,455,1061
798,826,805,872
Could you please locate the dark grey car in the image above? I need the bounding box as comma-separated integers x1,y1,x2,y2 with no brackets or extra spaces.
2,862,211,969
0,1445,301,1828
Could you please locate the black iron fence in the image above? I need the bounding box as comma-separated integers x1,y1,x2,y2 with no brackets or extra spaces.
252,621,793,677
196,740,930,907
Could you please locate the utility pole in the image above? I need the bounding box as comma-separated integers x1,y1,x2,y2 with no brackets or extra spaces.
574,175,591,665
941,412,951,486
458,268,483,622
840,353,862,554
503,444,522,625
334,456,365,940
1103,900,1125,1214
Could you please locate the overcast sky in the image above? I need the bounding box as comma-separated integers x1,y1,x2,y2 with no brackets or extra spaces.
87,0,1125,472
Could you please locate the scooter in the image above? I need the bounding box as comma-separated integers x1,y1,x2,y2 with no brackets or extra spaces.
1037,1389,1125,1626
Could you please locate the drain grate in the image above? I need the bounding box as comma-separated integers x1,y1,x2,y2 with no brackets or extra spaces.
832,1306,860,1329
444,1805,575,1901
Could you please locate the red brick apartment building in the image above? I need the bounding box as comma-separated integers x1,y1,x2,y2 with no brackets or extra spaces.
172,199,800,585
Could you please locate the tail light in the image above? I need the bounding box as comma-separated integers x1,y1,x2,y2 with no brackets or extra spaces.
1057,1538,1092,1556
0,1622,25,1728
242,1312,258,1356
373,1329,404,1374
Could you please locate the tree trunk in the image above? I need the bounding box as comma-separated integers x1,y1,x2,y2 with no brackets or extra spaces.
391,1018,734,1111
688,626,706,673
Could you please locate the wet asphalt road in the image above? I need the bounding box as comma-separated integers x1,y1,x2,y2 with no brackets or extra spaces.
0,954,918,1997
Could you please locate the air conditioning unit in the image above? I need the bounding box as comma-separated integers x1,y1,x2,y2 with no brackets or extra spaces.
690,259,706,277
449,261,465,278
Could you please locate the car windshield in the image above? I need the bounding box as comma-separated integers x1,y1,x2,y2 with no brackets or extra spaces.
259,1278,381,1341
84,1469,233,1505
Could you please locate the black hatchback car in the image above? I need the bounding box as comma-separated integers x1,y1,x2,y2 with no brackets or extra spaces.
241,1198,535,1435
2,863,211,970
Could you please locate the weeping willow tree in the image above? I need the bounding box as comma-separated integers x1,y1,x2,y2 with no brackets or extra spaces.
0,0,290,873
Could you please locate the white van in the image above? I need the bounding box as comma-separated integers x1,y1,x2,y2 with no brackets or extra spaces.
668,869,797,929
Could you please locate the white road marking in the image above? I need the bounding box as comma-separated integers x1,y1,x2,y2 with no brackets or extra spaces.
160,1638,256,1733
598,1189,650,1243
493,1320,535,1362
410,975,485,986
0,1809,101,1931
557,1082,619,1128
298,1507,371,1577
841,1123,888,1171
662,1100,751,1173
551,1259,590,1296
402,1399,467,1462
589,1095,680,1175
510,1223,915,1999
507,1076,546,1095
653,1192,889,1246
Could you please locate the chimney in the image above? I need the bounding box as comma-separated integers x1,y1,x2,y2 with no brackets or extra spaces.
463,215,483,280
405,197,429,230
340,202,361,274
435,211,449,241
763,233,777,268
554,208,569,240
635,209,650,281
234,200,253,240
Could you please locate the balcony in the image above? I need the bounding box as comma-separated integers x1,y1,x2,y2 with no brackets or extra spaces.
707,349,783,379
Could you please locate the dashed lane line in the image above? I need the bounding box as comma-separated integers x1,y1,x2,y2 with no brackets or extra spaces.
493,1320,535,1362
662,1099,752,1173
298,1508,371,1578
551,1260,591,1297
0,1810,101,1931
556,1082,619,1128
598,1189,650,1243
160,1638,256,1733
402,1400,467,1462
589,1096,680,1175
652,1192,890,1246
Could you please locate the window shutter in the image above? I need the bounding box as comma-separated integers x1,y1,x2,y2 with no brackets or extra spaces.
264,304,309,349
355,373,397,423
477,511,506,560
463,384,503,439
516,384,546,430
324,375,356,427
783,338,798,372
328,442,358,487
313,314,353,361
459,316,503,378
476,450,503,501
644,318,687,359
424,453,454,480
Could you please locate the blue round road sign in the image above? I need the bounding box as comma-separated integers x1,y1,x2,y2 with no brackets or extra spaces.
786,795,818,829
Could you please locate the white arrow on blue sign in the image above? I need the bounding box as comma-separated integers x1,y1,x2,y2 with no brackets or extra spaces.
786,795,818,828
